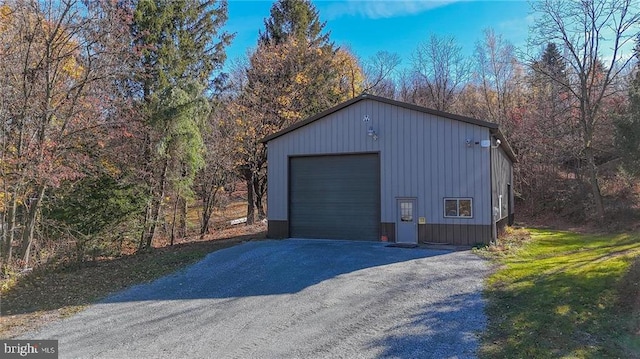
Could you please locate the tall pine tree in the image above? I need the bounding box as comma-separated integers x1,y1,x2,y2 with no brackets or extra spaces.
131,0,232,248
615,37,640,175
233,0,357,223
258,0,329,47
253,0,339,118
533,43,567,81
530,42,575,157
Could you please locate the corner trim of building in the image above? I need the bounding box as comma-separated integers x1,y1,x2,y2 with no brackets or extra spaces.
267,220,289,238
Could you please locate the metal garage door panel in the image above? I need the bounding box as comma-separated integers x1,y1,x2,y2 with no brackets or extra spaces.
289,154,379,240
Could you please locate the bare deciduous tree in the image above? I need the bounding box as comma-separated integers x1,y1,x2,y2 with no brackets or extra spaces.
530,0,640,219
474,29,518,123
195,101,235,239
412,34,471,111
0,0,134,267
363,51,401,96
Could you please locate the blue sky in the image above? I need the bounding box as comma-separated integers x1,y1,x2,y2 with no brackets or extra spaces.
223,0,533,70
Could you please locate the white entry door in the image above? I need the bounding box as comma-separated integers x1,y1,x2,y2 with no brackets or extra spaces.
396,198,417,243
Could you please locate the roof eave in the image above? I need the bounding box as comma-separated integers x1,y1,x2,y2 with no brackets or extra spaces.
260,93,500,144
490,128,518,163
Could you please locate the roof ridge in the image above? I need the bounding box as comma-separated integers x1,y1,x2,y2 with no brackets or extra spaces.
260,94,515,163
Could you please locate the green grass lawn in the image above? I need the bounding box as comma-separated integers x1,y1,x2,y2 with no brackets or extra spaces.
480,228,640,358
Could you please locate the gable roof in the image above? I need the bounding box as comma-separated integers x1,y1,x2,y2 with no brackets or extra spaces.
261,93,516,162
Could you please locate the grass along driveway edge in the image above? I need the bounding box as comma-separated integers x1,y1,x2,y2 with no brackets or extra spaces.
0,228,265,339
479,228,640,358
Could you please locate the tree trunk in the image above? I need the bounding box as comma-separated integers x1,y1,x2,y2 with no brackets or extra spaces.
585,146,605,219
139,208,148,250
200,185,219,239
200,195,212,239
170,195,187,245
246,176,255,225
2,198,19,262
255,196,265,220
145,197,161,249
170,195,179,246
139,198,152,250
253,175,266,220
143,159,169,249
21,186,45,269
0,212,5,261
178,196,187,239
139,134,154,250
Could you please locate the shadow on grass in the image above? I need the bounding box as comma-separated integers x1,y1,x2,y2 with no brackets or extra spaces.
481,230,640,358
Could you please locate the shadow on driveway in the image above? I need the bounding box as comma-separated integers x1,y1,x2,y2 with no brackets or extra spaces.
104,239,450,302
24,239,490,359
368,292,486,358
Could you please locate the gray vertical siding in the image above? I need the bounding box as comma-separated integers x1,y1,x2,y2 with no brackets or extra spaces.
491,144,513,222
266,99,494,227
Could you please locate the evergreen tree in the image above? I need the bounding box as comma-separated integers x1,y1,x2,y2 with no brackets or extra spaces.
534,43,567,82
520,43,580,211
133,0,232,94
235,0,357,223
615,37,640,175
253,0,338,117
258,0,330,47
530,42,573,146
131,0,232,248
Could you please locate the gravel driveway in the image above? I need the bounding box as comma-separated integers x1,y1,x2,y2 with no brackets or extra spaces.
23,239,490,358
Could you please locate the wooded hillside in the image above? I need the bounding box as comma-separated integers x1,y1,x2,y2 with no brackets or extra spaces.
1,0,639,272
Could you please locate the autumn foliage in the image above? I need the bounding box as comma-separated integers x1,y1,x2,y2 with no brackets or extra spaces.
0,0,136,268
1,0,639,275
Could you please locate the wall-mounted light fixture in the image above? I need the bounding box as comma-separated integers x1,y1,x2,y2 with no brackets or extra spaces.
363,115,377,140
367,126,378,141
479,139,501,148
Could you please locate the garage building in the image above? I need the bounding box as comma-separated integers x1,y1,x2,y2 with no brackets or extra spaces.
262,94,515,245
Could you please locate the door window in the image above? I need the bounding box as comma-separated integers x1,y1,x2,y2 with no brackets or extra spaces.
400,201,413,222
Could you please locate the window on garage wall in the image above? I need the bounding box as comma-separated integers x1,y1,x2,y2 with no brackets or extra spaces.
444,198,473,218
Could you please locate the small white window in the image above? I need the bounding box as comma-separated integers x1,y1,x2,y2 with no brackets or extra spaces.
444,198,473,218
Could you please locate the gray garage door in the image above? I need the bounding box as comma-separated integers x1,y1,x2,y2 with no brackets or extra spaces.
289,154,380,240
